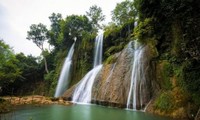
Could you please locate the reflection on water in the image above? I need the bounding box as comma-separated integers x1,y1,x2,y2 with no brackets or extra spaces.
0,104,169,120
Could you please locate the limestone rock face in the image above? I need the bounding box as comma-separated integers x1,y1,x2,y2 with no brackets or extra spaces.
92,46,133,107
63,42,157,109
63,85,76,101
92,43,158,109
63,45,134,107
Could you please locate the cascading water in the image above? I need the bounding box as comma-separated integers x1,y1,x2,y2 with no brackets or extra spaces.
126,41,151,110
54,42,75,97
103,63,116,97
72,34,103,103
93,34,103,67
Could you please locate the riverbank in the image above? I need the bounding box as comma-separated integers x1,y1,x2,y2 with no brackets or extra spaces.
0,95,72,113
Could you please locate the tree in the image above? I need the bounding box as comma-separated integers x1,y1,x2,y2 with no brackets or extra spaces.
48,13,63,48
15,53,40,81
0,40,21,94
6,53,42,94
58,15,93,49
27,23,49,73
112,0,137,25
86,5,105,32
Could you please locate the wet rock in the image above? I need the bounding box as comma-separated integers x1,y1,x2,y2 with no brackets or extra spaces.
92,44,134,108
63,84,76,101
63,42,157,109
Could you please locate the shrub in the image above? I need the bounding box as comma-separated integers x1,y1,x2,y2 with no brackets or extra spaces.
154,92,174,112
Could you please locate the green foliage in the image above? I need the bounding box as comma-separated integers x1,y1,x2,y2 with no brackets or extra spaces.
44,70,57,96
172,64,183,79
105,55,117,64
160,61,173,90
181,16,200,61
134,0,200,114
49,13,62,34
15,54,41,81
134,18,155,43
171,22,182,56
103,19,135,61
12,53,45,95
154,92,174,112
27,23,49,73
48,13,63,48
27,23,49,50
0,40,21,95
183,60,200,105
70,35,95,85
105,45,123,57
104,22,121,38
15,53,40,78
86,5,105,32
112,0,137,25
0,40,45,95
58,15,92,50
46,49,67,96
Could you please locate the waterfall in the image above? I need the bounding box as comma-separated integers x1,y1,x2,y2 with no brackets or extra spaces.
126,41,150,110
72,34,103,103
54,42,75,97
93,34,103,67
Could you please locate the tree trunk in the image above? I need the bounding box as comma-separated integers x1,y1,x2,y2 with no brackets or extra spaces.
43,56,49,74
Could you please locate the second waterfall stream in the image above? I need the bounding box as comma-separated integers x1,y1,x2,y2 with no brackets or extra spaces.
126,41,151,110
72,34,103,103
54,42,75,98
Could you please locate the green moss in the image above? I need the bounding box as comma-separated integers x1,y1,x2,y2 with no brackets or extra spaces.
105,45,123,57
134,17,155,43
147,38,159,58
161,61,173,90
104,23,121,39
70,35,94,86
171,21,183,56
183,60,200,106
103,20,135,62
136,0,200,116
154,92,174,112
105,55,117,64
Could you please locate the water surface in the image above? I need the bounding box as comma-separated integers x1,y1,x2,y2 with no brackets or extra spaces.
1,104,169,120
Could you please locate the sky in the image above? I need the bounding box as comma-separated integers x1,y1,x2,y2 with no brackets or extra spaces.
0,0,123,56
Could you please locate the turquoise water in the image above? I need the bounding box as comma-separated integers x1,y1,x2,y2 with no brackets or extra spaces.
0,104,169,120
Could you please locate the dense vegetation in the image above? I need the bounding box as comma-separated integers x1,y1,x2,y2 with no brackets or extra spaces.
0,40,43,95
1,0,200,118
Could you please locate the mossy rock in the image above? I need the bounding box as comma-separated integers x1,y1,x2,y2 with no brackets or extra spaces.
154,91,174,112
158,61,173,90
105,55,117,64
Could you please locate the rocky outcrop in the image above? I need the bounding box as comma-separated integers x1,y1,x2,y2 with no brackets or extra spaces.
92,44,133,107
2,95,72,106
62,84,76,101
92,42,158,109
63,42,134,106
63,41,158,109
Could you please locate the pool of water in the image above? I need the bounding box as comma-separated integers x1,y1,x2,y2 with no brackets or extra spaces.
0,104,169,120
